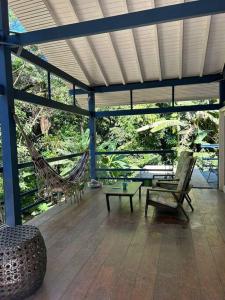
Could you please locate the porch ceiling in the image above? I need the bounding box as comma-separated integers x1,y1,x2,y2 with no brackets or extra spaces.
9,0,225,107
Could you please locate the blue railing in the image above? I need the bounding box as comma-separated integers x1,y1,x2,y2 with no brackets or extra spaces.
0,152,84,212
0,149,174,212
95,149,174,181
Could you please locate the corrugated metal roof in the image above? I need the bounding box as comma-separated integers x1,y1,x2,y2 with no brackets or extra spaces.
9,0,225,107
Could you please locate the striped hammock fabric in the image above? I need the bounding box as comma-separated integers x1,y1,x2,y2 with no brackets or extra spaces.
14,115,89,202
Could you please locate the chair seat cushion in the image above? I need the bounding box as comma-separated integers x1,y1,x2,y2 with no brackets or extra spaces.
148,190,178,208
152,180,178,189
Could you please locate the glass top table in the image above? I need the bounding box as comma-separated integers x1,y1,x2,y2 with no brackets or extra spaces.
103,181,142,212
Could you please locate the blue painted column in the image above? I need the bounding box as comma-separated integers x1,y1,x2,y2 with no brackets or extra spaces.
88,91,96,179
0,1,21,225
220,80,225,106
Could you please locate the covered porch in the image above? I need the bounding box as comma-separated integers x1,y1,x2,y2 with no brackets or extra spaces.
1,0,225,299
0,0,225,226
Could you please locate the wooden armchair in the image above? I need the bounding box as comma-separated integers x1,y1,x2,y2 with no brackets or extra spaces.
145,156,196,221
152,151,193,186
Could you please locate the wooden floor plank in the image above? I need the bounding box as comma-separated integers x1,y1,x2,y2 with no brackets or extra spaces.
26,187,225,300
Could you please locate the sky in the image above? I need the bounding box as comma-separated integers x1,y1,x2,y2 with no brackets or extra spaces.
9,9,25,33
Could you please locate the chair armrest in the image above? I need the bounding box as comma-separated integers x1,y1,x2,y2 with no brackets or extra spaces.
152,174,174,179
158,180,178,187
147,187,183,194
156,178,178,183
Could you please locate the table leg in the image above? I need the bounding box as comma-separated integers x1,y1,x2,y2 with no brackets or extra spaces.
139,186,141,200
106,195,110,212
130,196,133,213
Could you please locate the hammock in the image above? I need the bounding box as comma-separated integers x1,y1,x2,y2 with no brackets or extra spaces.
14,115,89,203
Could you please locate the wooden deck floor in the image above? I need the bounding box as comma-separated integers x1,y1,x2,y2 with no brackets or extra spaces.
27,186,225,300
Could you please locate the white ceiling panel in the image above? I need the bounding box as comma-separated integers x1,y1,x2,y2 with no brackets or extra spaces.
9,0,224,107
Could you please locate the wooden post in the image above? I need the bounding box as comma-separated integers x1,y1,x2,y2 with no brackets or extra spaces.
0,0,21,225
88,91,96,179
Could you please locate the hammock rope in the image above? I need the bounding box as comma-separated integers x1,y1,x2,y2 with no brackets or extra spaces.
14,114,89,203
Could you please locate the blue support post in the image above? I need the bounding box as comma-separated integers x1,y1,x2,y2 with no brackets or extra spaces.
88,91,96,179
172,86,175,107
0,0,21,225
47,71,51,100
219,80,225,106
130,90,133,109
73,83,76,106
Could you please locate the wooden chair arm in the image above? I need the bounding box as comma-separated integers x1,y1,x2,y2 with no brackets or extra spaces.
156,178,178,183
152,174,175,179
147,187,185,194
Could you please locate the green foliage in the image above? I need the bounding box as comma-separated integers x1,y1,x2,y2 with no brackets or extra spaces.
31,203,50,216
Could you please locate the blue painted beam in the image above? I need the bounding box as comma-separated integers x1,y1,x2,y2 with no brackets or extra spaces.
219,80,225,105
0,84,4,95
96,150,173,155
0,0,21,225
20,188,38,198
172,86,175,107
8,0,225,46
88,91,96,179
14,89,90,116
95,104,221,118
222,65,225,79
97,177,151,181
11,48,90,91
130,90,133,109
72,74,222,95
0,152,84,173
21,198,46,213
18,152,83,170
96,168,173,172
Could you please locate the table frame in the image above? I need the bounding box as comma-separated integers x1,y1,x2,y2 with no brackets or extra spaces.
104,182,142,213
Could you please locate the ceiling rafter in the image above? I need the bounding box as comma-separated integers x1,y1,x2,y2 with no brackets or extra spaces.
97,0,126,85
178,20,184,79
42,0,91,85
68,0,109,86
178,0,184,79
151,0,162,81
200,15,211,77
124,0,144,83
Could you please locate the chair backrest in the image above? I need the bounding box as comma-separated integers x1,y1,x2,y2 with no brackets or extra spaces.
176,156,196,203
175,151,193,179
184,157,196,189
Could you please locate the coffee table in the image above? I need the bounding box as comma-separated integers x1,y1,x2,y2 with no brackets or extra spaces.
103,181,142,212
